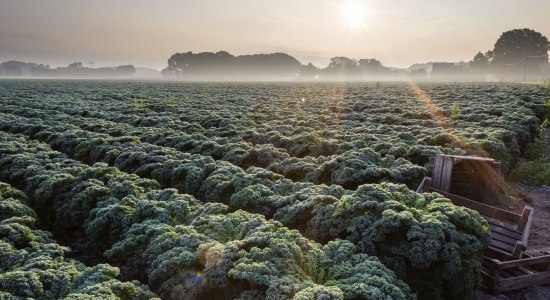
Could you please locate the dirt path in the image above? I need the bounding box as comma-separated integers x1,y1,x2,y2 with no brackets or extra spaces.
476,129,550,300
475,184,550,300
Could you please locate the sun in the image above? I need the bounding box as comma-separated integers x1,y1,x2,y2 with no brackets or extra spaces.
341,1,368,27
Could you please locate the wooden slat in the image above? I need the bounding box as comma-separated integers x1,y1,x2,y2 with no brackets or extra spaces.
495,255,550,270
481,270,495,288
494,271,550,293
502,268,524,278
490,240,516,253
491,231,522,246
520,207,534,246
429,188,522,224
416,176,428,193
486,217,519,232
512,242,526,257
488,223,522,241
517,206,533,232
487,246,517,259
442,155,498,162
432,154,445,189
485,247,518,262
518,266,535,275
440,156,454,192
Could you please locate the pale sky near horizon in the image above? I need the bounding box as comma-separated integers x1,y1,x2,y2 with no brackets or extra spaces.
1,0,549,70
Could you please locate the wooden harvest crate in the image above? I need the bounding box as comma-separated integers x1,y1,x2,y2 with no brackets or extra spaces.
430,185,533,258
417,176,550,293
430,154,502,205
482,251,550,294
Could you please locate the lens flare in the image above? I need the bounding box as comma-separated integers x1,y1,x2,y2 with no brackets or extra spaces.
192,271,207,284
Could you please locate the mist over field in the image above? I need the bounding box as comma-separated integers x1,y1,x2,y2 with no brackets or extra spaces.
1,1,550,300
1,1,550,82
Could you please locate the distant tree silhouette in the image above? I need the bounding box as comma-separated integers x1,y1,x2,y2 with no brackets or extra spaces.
325,57,358,77
469,52,491,79
490,28,550,80
298,63,320,80
114,65,136,76
0,60,136,78
492,29,549,66
68,62,84,69
163,51,301,80
358,59,386,76
408,68,428,80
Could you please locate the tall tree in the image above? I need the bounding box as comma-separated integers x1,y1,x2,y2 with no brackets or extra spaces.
491,28,550,66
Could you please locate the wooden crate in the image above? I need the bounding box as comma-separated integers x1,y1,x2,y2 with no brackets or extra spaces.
482,251,550,294
430,154,502,204
429,185,533,258
417,176,550,293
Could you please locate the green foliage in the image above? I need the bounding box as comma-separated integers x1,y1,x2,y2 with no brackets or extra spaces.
134,97,145,110
329,183,490,299
0,182,159,299
513,158,550,186
450,103,460,119
168,94,177,108
0,132,415,299
1,81,547,299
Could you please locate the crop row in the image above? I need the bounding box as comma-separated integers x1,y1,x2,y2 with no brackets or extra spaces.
0,181,159,299
0,131,418,299
0,123,491,299
0,100,444,188
1,81,547,169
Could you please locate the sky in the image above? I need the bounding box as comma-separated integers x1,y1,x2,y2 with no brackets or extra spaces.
1,0,550,70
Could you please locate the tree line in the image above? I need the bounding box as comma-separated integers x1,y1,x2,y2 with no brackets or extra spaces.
469,28,550,81
0,61,136,77
162,28,550,81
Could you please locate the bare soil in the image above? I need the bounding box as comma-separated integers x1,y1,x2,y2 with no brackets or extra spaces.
476,129,550,299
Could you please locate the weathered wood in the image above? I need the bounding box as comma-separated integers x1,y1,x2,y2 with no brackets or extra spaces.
429,154,502,204
483,252,550,293
493,271,550,293
491,239,516,253
521,208,533,247
430,188,522,224
495,254,550,270
490,231,522,246
440,155,499,162
431,154,445,189
440,155,454,192
422,154,549,293
517,206,533,232
416,176,428,193
512,241,526,257
487,218,522,235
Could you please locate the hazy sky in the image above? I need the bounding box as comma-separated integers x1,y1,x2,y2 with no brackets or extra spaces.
1,0,550,70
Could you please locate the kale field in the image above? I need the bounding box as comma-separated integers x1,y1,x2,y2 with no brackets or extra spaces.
0,80,548,300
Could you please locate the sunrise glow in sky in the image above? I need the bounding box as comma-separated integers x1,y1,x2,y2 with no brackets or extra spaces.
1,0,549,69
